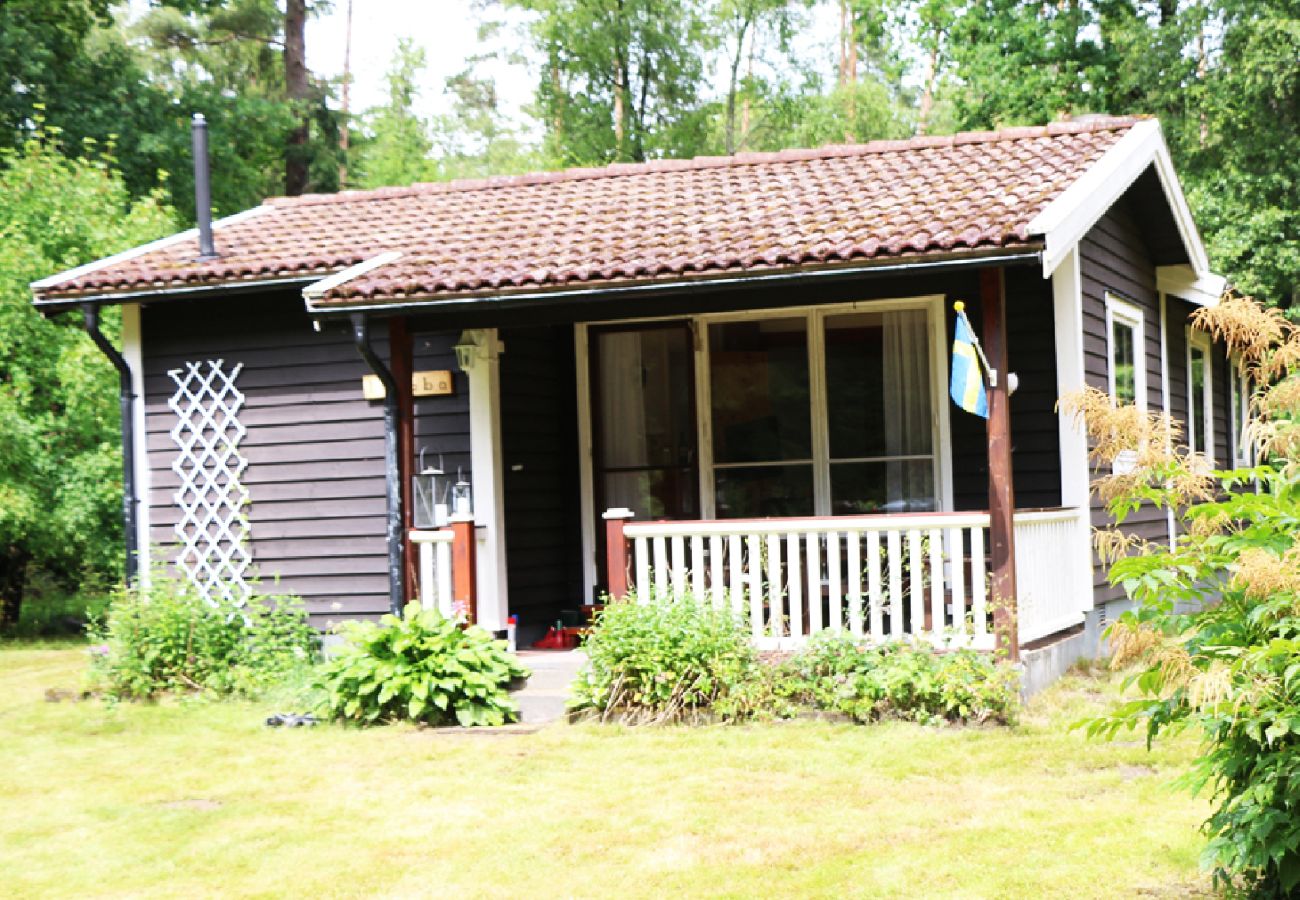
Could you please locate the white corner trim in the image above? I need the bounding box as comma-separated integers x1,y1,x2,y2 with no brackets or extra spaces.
1052,247,1090,509
121,303,152,585
302,250,403,300
1029,120,1212,281
1156,265,1226,307
30,205,270,293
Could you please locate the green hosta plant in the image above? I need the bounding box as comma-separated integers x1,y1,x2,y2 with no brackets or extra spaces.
317,603,529,727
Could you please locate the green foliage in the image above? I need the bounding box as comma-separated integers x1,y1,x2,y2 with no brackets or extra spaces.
0,124,175,625
88,575,317,700
774,632,1021,725
316,603,529,727
569,592,761,722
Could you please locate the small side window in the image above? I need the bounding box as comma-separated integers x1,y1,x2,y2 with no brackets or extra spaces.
1187,330,1214,462
1105,295,1146,409
1229,354,1253,468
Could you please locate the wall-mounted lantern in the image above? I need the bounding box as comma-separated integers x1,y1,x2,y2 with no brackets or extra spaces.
412,450,447,528
454,333,481,373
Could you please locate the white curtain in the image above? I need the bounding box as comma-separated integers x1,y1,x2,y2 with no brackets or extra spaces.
599,332,649,511
883,309,932,508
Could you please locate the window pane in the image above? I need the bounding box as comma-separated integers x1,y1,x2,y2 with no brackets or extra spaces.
603,469,697,521
831,460,936,515
714,465,814,518
825,309,932,459
1112,320,1137,404
709,318,811,464
595,327,694,469
1191,346,1206,454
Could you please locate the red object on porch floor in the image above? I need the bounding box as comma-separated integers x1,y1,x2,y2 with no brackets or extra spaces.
531,627,582,650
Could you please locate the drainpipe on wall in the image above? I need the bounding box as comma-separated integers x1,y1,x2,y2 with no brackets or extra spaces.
81,303,139,586
350,313,406,615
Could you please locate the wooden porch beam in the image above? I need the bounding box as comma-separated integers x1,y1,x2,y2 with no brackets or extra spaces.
388,316,417,602
981,267,1020,662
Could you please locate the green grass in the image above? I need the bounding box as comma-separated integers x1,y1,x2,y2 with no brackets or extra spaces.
0,648,1211,898
0,590,108,642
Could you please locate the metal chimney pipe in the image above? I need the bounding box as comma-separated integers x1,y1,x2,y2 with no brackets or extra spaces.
191,113,218,260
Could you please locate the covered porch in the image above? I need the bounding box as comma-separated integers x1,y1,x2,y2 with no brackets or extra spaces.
403,260,1094,656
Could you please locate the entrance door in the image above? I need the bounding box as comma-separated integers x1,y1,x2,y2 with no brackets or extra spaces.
589,323,698,589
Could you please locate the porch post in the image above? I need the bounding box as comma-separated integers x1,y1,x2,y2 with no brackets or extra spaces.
982,267,1020,661
603,508,634,599
389,317,417,601
450,516,478,623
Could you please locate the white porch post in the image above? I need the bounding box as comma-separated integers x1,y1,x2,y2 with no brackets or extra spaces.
120,302,152,584
1051,247,1095,611
457,329,508,631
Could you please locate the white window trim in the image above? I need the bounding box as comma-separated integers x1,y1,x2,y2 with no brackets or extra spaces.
1104,294,1147,411
1228,351,1253,469
575,295,955,591
1186,328,1215,464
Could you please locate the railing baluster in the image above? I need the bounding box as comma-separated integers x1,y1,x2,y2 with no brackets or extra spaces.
887,529,902,640
826,530,842,633
928,527,944,645
670,535,686,599
909,530,925,640
635,535,650,601
691,534,706,599
419,540,434,610
728,534,743,616
767,533,783,638
788,532,803,638
436,540,453,617
806,532,821,635
947,526,967,645
848,530,864,638
971,526,987,640
652,535,668,599
747,534,763,640
709,535,724,609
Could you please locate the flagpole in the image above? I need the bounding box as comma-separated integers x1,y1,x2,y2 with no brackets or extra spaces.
953,301,998,388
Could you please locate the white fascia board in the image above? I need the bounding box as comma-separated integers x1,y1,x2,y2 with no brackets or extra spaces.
1028,120,1212,280
1157,265,1227,307
302,250,403,303
30,205,269,294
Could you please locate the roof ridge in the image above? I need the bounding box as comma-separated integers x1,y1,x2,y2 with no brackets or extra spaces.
266,115,1149,210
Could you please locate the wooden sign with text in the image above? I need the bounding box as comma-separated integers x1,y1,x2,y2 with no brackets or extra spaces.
362,370,454,401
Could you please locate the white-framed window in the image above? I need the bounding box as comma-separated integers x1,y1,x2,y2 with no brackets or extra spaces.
1105,294,1146,409
1186,329,1214,461
1228,352,1252,468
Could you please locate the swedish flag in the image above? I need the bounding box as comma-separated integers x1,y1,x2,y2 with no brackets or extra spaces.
951,311,988,418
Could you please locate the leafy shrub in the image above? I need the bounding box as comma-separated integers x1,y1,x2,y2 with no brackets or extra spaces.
776,633,1020,725
88,575,316,700
569,591,759,723
316,603,529,727
1072,294,1300,896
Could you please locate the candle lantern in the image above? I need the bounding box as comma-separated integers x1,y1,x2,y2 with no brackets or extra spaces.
412,450,447,529
451,468,473,519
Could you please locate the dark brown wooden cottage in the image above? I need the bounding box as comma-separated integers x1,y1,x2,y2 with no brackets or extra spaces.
32,116,1235,666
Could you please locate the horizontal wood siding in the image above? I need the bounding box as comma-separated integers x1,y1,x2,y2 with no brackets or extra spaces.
1080,199,1168,604
141,293,467,625
412,331,472,496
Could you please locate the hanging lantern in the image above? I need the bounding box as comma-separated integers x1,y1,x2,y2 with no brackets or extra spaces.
412,450,446,529
451,467,473,519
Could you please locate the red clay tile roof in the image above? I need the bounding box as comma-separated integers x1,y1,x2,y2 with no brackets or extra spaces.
33,117,1144,308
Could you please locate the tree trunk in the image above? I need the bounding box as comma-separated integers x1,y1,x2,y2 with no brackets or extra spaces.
338,0,353,186
917,39,939,136
284,0,310,196
725,16,750,155
0,547,30,631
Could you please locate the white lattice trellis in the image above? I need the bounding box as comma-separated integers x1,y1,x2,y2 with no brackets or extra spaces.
168,360,252,604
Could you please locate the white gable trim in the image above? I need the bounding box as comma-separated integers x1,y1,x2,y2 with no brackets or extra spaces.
1027,120,1215,292
1156,265,1226,307
30,205,269,294
302,250,403,300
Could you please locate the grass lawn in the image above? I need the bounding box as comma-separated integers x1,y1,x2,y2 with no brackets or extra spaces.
1,644,1211,899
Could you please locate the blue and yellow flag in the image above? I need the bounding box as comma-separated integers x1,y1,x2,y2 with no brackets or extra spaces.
951,313,988,418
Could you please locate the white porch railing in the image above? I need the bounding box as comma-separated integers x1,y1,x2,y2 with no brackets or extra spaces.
410,529,456,616
613,508,1090,651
